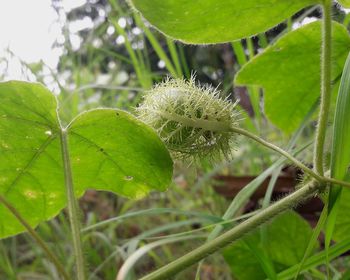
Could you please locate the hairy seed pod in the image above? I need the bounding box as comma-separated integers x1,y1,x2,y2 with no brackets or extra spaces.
137,77,240,159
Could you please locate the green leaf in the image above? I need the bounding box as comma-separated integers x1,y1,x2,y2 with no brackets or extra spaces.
223,233,266,280
223,211,317,280
328,51,350,242
338,0,350,8
129,0,318,44
0,81,173,238
235,21,350,133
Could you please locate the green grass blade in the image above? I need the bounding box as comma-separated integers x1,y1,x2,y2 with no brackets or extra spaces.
127,219,203,243
232,41,247,66
133,13,178,77
143,211,259,241
329,50,350,210
246,37,255,59
293,204,328,279
111,19,152,88
116,236,205,280
95,47,132,64
81,208,223,233
258,33,268,48
166,38,183,77
178,45,190,78
325,51,350,274
245,37,262,121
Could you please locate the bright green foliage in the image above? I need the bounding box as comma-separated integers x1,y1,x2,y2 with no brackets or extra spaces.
235,21,350,133
223,233,266,280
329,52,350,241
338,0,350,7
129,0,318,44
223,211,316,280
0,81,173,238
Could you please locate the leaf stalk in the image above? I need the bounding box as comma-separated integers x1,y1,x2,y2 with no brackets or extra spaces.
313,0,332,175
60,128,86,280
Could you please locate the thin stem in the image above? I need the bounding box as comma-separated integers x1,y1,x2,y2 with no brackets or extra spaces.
140,179,320,280
60,128,85,280
230,126,350,189
313,0,332,176
162,110,350,188
230,126,320,179
0,195,70,280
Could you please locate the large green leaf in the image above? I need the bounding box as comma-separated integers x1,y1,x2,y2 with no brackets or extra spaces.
129,0,317,44
223,211,317,280
235,21,350,133
0,81,173,238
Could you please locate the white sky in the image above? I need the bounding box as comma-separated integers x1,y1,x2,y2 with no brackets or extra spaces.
0,0,87,80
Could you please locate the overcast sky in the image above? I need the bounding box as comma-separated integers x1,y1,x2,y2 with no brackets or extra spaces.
0,0,87,80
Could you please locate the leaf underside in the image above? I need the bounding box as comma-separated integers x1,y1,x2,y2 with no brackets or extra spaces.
130,0,317,44
0,81,173,238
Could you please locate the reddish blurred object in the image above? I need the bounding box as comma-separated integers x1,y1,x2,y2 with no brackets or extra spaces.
212,166,324,227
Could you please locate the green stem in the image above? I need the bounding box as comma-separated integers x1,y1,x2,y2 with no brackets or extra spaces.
313,0,332,176
230,126,350,188
230,126,318,179
0,195,70,280
140,179,320,280
60,128,85,280
161,110,350,189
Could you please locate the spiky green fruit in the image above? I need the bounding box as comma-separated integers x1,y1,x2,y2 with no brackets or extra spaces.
137,77,240,159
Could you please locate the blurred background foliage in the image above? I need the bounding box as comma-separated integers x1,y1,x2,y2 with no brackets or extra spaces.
1,1,350,279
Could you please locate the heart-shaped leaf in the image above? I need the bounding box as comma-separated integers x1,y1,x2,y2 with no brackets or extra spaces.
235,21,350,133
129,0,318,44
0,81,173,238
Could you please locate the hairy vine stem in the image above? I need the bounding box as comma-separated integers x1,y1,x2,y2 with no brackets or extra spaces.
229,126,350,189
156,109,350,189
60,128,86,280
140,179,320,280
139,2,337,278
0,195,70,280
314,0,332,175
